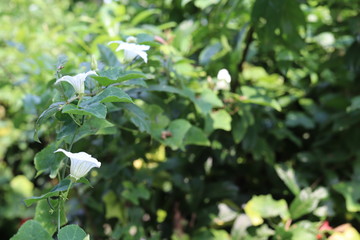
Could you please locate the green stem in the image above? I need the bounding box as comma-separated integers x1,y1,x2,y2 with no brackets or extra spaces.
57,198,62,233
64,180,74,200
57,180,74,233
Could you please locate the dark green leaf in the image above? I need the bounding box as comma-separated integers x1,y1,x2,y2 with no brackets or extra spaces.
92,72,146,86
10,220,52,240
24,179,71,207
34,142,62,178
121,103,151,133
199,42,222,65
34,102,63,142
184,126,210,146
91,87,133,104
163,119,192,150
34,199,67,235
62,102,107,119
98,44,121,67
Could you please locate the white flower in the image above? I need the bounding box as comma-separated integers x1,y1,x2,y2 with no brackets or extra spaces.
108,36,150,63
215,68,231,90
55,70,97,94
55,148,101,180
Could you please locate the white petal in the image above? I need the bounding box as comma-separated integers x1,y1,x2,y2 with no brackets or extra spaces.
217,69,231,83
84,70,97,77
118,43,150,52
54,71,97,94
124,50,138,62
55,76,82,94
55,76,73,85
108,41,150,63
132,49,148,63
55,148,101,180
132,44,150,51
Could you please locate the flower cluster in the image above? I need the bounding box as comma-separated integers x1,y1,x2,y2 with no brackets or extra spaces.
55,36,150,97
51,36,151,180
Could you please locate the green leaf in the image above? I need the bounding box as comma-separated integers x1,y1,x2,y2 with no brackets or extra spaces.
91,87,133,103
34,142,62,178
121,103,150,133
98,44,121,67
144,104,170,132
240,86,281,111
102,191,124,220
194,89,224,114
231,214,252,240
62,102,107,119
77,177,92,187
75,118,116,141
184,126,210,146
163,119,192,150
348,96,360,112
244,195,290,226
122,182,150,205
333,181,360,212
199,42,222,65
232,116,248,144
34,102,63,142
10,220,52,240
285,111,315,129
210,110,232,131
92,72,146,86
289,221,318,240
275,164,300,195
194,0,220,9
34,199,67,235
121,79,147,87
24,179,71,207
57,225,87,240
251,0,305,50
131,9,161,25
215,202,239,224
147,85,223,116
147,84,184,96
57,118,116,144
289,187,328,219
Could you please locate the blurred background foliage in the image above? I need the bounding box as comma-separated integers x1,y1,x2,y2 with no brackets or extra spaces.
1,0,360,239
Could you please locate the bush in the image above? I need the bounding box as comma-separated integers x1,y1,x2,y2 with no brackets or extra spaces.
1,0,360,239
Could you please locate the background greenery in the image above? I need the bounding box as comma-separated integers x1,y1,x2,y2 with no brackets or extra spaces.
1,0,360,239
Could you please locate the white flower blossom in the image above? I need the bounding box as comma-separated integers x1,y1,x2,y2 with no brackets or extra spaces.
55,148,101,180
55,70,97,94
215,68,231,90
108,36,150,63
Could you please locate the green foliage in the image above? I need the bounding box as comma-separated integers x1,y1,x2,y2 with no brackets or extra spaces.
57,225,87,240
1,0,360,239
10,220,52,240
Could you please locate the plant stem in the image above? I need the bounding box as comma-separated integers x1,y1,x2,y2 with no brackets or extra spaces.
57,180,74,233
57,198,62,233
64,180,74,200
